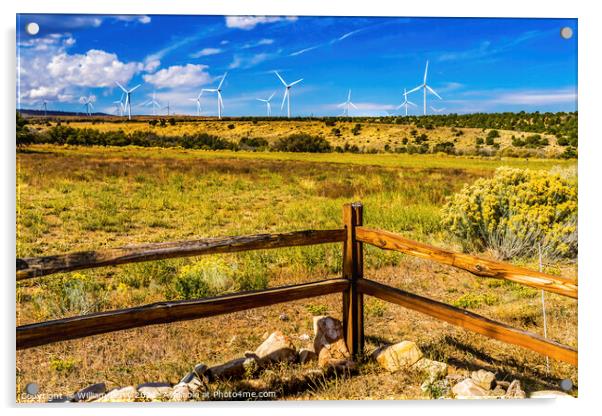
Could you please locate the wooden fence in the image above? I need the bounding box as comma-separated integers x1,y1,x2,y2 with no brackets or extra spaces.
16,203,578,366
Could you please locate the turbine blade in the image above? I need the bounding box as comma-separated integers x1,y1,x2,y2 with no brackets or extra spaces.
350,102,358,110
218,92,224,109
426,85,442,100
114,81,127,93
289,78,303,86
407,85,422,94
281,89,288,110
424,60,429,84
129,84,141,93
274,71,287,86
408,101,417,107
348,89,351,101
268,91,275,101
218,72,228,89
337,102,346,108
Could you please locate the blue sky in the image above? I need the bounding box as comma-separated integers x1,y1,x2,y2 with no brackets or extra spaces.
16,14,577,116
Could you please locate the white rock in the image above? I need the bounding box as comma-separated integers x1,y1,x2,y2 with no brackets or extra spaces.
471,369,496,390
372,341,423,372
254,331,297,366
504,380,526,399
73,383,106,402
452,379,491,399
137,383,172,401
530,390,574,398
170,382,191,402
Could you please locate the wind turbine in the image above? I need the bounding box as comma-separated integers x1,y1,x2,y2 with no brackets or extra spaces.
256,92,276,116
396,88,417,116
79,95,95,116
202,72,227,119
163,101,171,116
142,91,161,116
189,90,204,116
407,61,442,115
338,89,358,116
39,100,49,116
114,81,141,120
112,93,125,117
274,71,303,118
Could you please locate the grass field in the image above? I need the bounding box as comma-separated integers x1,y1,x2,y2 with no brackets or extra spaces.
16,144,577,400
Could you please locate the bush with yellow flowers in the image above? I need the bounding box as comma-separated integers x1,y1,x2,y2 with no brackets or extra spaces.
441,167,577,260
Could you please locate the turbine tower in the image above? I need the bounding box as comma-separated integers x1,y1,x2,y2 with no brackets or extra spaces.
338,89,358,116
202,72,227,119
112,93,125,117
142,91,161,116
39,100,49,116
275,71,303,118
189,90,204,116
396,88,417,116
407,61,442,115
256,92,276,116
115,81,141,120
164,101,171,116
79,95,95,116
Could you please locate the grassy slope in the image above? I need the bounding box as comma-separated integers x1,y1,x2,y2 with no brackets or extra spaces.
52,119,565,156
16,145,577,401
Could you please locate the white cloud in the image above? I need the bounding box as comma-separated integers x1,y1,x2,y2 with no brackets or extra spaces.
228,51,279,69
190,48,223,58
494,89,577,105
114,15,152,24
17,33,143,104
144,59,161,72
143,64,211,88
225,16,297,30
47,49,143,87
242,38,274,49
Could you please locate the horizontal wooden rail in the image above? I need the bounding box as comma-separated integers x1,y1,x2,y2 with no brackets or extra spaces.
358,278,577,365
17,229,346,280
17,278,349,350
356,227,577,299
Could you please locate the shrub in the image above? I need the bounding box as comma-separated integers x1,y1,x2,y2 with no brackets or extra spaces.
487,129,500,139
239,136,268,151
227,123,235,129
441,167,577,259
272,134,332,153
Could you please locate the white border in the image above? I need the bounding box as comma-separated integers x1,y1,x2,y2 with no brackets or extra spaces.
2,1,601,415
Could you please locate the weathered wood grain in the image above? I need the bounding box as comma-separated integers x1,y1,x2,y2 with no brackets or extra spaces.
358,278,577,365
17,229,346,280
17,278,349,350
356,227,577,299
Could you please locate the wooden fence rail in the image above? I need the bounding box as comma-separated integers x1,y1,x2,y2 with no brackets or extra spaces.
356,227,577,299
17,229,345,280
17,278,349,350
16,202,578,366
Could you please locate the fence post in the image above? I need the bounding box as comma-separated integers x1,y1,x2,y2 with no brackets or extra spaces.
342,202,364,358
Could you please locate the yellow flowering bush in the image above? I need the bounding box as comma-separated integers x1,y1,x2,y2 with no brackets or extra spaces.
441,167,577,259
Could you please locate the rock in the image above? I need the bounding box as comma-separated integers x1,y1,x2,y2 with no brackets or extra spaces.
187,377,204,394
445,374,465,386
254,331,297,366
299,333,311,342
452,379,490,399
313,316,352,368
322,358,357,375
413,358,448,382
73,383,106,402
170,382,191,402
529,390,573,398
504,380,526,399
372,341,423,372
471,369,496,390
180,372,196,384
193,363,210,380
279,313,289,321
491,386,506,397
208,356,259,380
137,382,172,401
95,386,138,402
298,348,318,364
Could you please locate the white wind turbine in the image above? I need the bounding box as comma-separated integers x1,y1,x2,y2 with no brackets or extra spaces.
114,81,141,120
142,91,161,116
275,71,303,118
256,92,276,116
112,92,125,117
163,101,171,116
202,72,227,119
396,88,417,116
338,89,358,116
407,61,442,115
189,90,204,116
79,95,95,116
